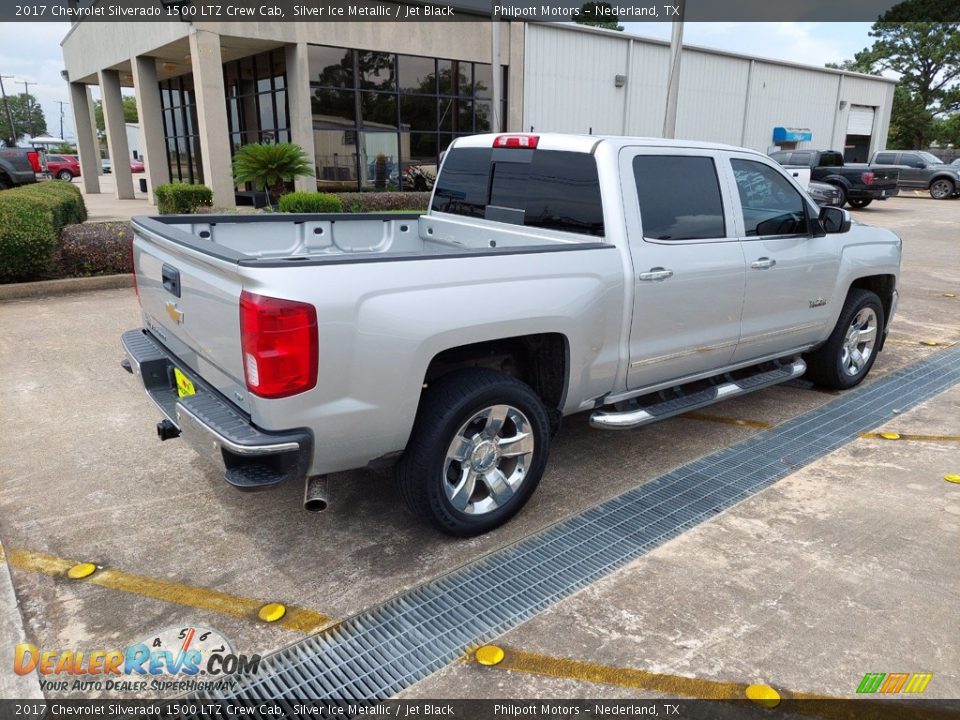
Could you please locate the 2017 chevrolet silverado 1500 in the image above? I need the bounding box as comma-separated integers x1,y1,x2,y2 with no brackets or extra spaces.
122,134,901,535
870,150,960,200
769,149,899,209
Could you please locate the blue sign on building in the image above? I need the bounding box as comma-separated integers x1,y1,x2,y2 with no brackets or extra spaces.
773,127,813,143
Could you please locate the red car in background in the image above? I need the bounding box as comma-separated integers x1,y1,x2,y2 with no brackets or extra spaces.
45,154,82,181
46,155,146,180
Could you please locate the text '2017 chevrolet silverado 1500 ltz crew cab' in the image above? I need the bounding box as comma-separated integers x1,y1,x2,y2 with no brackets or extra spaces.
122,134,901,536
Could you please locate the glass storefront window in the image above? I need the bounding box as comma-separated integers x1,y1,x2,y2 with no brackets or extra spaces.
309,44,507,191
399,55,436,94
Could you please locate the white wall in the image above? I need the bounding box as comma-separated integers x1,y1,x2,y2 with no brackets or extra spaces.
523,23,897,155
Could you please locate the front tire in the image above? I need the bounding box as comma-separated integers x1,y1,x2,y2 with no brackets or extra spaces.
396,369,551,536
930,178,955,200
830,184,848,208
57,170,74,181
847,198,872,208
804,288,884,390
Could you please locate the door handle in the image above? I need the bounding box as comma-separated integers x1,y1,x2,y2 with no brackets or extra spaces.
638,267,674,281
750,257,776,270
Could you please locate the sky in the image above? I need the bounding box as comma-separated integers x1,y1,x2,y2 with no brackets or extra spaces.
0,20,876,143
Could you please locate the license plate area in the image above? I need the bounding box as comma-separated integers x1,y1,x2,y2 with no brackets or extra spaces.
174,367,196,398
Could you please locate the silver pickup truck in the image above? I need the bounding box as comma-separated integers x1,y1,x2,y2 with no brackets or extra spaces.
122,133,901,536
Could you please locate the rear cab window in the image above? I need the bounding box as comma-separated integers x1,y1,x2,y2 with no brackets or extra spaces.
431,145,605,236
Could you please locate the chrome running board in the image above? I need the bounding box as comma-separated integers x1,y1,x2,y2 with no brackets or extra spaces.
590,358,807,430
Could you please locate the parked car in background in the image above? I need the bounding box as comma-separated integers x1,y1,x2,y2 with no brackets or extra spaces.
46,154,82,181
131,159,145,173
0,147,43,188
102,159,112,174
123,133,902,535
769,149,899,208
806,180,844,207
870,150,960,200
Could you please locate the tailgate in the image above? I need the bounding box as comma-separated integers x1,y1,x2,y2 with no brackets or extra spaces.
132,224,251,414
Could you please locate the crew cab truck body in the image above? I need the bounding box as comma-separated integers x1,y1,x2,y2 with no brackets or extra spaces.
769,149,899,209
123,134,901,535
870,150,960,200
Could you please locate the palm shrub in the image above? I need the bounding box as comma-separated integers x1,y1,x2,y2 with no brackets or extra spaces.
232,142,313,205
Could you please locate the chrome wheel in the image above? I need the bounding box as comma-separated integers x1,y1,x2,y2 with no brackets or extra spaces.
840,307,877,376
442,404,534,515
931,179,954,200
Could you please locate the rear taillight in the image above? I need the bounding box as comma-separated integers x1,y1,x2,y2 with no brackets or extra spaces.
239,291,318,399
493,134,539,149
861,171,875,186
26,151,41,172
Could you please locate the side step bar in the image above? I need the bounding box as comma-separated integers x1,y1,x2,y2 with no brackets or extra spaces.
590,358,807,430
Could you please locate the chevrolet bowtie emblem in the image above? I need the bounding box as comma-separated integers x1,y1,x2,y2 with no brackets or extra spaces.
165,301,185,324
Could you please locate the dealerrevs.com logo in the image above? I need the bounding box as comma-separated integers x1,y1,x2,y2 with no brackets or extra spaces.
14,626,261,694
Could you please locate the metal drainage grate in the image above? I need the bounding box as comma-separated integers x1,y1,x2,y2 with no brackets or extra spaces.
196,345,960,702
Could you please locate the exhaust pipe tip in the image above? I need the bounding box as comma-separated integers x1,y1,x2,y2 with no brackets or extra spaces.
304,475,329,513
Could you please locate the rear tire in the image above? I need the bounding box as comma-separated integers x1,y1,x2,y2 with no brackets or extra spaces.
56,169,74,181
0,173,11,191
847,198,872,208
396,368,551,536
804,288,884,390
930,178,955,200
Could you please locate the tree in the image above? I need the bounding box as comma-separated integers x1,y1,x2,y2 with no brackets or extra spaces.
575,2,624,30
829,16,960,148
92,96,139,138
0,93,47,146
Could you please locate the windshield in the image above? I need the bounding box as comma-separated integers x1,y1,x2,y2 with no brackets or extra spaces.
918,151,943,165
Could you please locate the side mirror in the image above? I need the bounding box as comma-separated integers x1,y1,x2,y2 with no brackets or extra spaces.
819,206,851,234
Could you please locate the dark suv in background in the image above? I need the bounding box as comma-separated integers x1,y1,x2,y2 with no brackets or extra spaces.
870,150,960,200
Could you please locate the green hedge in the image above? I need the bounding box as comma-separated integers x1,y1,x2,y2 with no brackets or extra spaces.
54,222,133,278
333,191,430,213
1,181,87,237
0,194,58,282
155,183,214,214
278,191,343,213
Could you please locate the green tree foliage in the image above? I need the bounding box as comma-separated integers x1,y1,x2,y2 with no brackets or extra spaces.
829,14,960,148
0,94,47,146
575,2,624,30
232,142,313,204
92,96,139,137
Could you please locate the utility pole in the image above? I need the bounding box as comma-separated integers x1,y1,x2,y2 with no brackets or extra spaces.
0,75,18,146
56,100,69,141
662,1,685,139
20,80,36,136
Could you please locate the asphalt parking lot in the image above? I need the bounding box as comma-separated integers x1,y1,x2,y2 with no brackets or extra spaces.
1,195,958,703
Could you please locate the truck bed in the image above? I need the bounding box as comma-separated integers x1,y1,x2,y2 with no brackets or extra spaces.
133,212,597,266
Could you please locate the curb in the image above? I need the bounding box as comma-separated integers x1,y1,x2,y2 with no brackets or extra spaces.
0,274,133,302
0,541,43,699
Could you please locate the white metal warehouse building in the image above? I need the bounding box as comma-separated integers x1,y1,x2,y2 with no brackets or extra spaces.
524,23,897,162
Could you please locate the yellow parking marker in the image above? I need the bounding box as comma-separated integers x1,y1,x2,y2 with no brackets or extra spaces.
0,546,334,634
682,412,773,429
944,293,956,298
258,602,287,623
475,645,505,666
66,562,97,579
745,683,781,707
860,431,960,443
945,475,960,484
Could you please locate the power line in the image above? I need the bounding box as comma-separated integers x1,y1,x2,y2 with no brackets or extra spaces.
19,79,36,136
55,100,70,142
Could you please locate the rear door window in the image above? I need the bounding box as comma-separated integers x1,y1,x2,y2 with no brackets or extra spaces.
874,152,897,164
632,155,726,241
431,147,605,236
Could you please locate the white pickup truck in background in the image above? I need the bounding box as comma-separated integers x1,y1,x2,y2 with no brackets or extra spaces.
123,134,901,535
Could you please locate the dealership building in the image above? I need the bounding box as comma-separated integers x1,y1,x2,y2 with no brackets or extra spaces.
60,16,897,207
